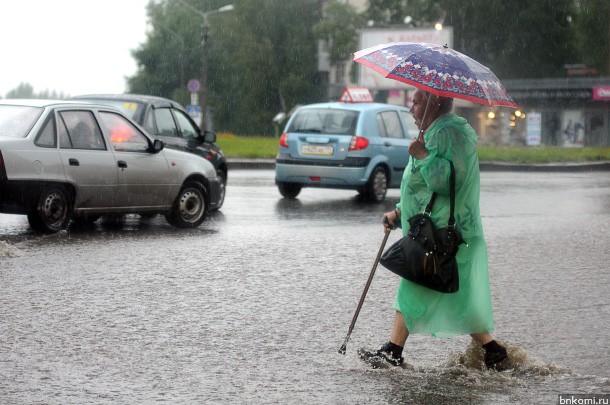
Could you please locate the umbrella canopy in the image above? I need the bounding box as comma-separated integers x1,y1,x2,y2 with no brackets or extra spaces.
353,42,518,108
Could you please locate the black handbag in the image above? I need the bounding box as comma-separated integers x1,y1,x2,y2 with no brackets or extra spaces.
379,162,465,293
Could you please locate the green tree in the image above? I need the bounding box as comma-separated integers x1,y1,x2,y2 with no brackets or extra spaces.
367,0,580,79
574,0,610,75
208,0,323,135
128,0,608,136
6,83,34,99
4,82,66,99
314,0,366,65
128,0,324,135
128,0,209,107
493,0,578,78
365,0,409,25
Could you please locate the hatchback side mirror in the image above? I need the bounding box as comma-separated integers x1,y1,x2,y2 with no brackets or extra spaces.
152,139,165,153
203,130,216,143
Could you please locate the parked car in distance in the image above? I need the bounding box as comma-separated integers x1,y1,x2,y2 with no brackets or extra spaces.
72,94,227,209
0,99,222,233
275,88,417,202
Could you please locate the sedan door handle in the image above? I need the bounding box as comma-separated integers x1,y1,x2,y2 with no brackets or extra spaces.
118,160,127,169
69,158,79,166
383,142,392,147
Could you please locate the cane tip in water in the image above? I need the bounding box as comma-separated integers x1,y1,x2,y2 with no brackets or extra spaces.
339,344,347,355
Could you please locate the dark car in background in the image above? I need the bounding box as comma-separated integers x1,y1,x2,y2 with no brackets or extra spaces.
72,94,227,208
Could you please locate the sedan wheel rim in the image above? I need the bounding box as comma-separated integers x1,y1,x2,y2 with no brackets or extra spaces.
178,189,204,223
42,192,67,226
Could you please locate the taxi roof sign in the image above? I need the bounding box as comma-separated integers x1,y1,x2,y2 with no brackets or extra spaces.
339,87,374,103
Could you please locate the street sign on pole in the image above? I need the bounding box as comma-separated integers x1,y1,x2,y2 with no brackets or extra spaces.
187,79,201,93
186,105,202,127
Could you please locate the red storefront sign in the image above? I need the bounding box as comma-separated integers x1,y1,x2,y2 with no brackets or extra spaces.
592,86,610,100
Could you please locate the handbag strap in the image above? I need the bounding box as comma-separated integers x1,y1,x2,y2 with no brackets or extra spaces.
423,161,457,229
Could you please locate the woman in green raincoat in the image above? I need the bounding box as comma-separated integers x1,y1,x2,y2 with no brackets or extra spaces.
359,89,508,370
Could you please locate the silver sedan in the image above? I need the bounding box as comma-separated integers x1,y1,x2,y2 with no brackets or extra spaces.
0,99,221,232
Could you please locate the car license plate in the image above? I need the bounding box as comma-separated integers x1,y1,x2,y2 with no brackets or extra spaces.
301,144,333,156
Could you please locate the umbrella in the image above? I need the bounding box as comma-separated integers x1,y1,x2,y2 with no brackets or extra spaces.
353,42,518,109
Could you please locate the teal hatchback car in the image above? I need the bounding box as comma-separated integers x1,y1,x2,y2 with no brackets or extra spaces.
275,91,417,202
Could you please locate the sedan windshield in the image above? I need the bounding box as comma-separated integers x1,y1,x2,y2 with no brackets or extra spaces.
288,108,359,135
79,99,144,121
0,105,43,137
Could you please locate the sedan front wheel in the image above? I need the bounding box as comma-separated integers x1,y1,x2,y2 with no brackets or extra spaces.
214,169,227,210
165,181,207,228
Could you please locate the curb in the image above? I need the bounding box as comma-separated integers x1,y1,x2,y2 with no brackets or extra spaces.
227,159,276,170
227,159,610,172
478,161,610,172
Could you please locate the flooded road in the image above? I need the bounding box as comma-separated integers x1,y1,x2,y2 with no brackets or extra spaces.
1,170,609,404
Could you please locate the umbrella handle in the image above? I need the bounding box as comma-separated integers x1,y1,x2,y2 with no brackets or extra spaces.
411,95,432,172
339,227,392,355
420,93,433,138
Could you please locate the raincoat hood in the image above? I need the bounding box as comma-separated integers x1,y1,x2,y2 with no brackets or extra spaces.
428,113,478,146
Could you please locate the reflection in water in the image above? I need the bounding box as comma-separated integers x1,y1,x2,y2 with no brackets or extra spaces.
274,195,399,224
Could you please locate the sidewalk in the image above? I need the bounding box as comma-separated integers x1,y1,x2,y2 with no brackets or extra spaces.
479,161,610,172
227,158,610,172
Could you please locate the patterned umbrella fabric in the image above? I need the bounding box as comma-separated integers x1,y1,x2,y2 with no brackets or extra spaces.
353,42,518,108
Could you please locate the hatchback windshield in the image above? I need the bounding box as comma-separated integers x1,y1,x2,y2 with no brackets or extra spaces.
0,106,43,137
288,109,359,135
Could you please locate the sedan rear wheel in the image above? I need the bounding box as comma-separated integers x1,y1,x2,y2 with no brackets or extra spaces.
165,181,207,228
361,166,388,203
27,185,72,233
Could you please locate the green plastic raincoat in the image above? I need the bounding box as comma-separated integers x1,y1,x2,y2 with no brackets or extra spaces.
393,113,495,338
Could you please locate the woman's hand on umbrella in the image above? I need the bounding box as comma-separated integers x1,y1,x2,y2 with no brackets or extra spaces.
408,132,429,160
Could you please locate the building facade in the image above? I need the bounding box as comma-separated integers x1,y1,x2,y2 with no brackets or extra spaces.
498,77,610,147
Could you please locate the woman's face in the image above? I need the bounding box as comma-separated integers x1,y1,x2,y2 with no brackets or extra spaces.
410,90,427,130
410,90,441,130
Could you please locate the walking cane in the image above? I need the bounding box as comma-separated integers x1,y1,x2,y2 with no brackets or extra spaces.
339,226,392,355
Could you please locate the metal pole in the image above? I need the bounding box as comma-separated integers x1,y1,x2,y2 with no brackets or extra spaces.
174,1,233,132
201,23,209,130
175,0,209,129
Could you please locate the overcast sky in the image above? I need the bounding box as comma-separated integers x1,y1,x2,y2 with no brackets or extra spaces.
0,0,149,97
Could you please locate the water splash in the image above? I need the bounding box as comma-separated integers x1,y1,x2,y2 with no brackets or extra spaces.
444,339,566,375
0,240,23,257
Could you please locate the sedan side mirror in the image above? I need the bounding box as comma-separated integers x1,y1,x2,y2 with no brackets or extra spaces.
203,130,216,143
152,139,165,153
